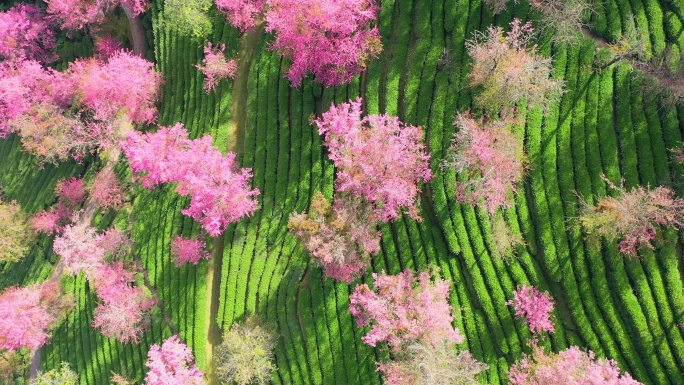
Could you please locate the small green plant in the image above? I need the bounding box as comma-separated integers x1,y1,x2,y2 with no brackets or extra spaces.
30,362,78,385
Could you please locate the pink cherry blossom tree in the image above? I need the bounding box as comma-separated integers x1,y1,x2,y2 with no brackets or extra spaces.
121,123,259,236
578,178,684,255
144,335,205,385
218,0,382,86
467,19,563,112
349,269,463,352
0,51,161,162
55,177,87,207
45,0,148,31
315,98,432,222
288,192,380,283
91,261,156,343
32,176,86,235
442,113,524,214
0,281,72,351
264,0,382,87
89,170,126,211
215,0,266,32
170,235,210,266
196,43,237,93
508,345,643,385
0,4,57,63
506,285,555,335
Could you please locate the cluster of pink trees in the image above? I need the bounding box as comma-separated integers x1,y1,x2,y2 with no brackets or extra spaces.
290,98,431,282
144,335,204,385
0,4,56,63
217,0,382,87
0,50,161,163
121,123,259,236
0,281,72,352
506,286,643,385
349,269,486,384
53,223,155,342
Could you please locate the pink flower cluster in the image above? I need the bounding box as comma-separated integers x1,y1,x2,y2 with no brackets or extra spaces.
0,51,161,159
508,345,643,385
144,335,205,385
0,282,61,351
215,0,267,31
46,0,148,30
264,0,382,87
69,50,161,125
94,36,123,60
121,123,259,236
195,43,237,93
0,4,56,63
445,113,523,214
89,170,126,211
288,193,379,282
218,0,382,86
349,269,463,352
506,285,555,334
53,224,154,343
170,235,210,266
33,176,86,235
315,98,432,222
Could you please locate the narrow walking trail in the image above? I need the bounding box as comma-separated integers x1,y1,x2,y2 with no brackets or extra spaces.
203,27,263,385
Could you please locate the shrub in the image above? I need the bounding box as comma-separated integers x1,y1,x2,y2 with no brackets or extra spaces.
215,317,277,385
0,198,34,263
195,43,237,93
30,362,78,385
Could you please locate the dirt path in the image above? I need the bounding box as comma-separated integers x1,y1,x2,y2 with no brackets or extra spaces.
203,27,263,385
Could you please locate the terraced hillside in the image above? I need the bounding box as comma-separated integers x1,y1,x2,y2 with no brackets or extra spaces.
0,0,683,384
